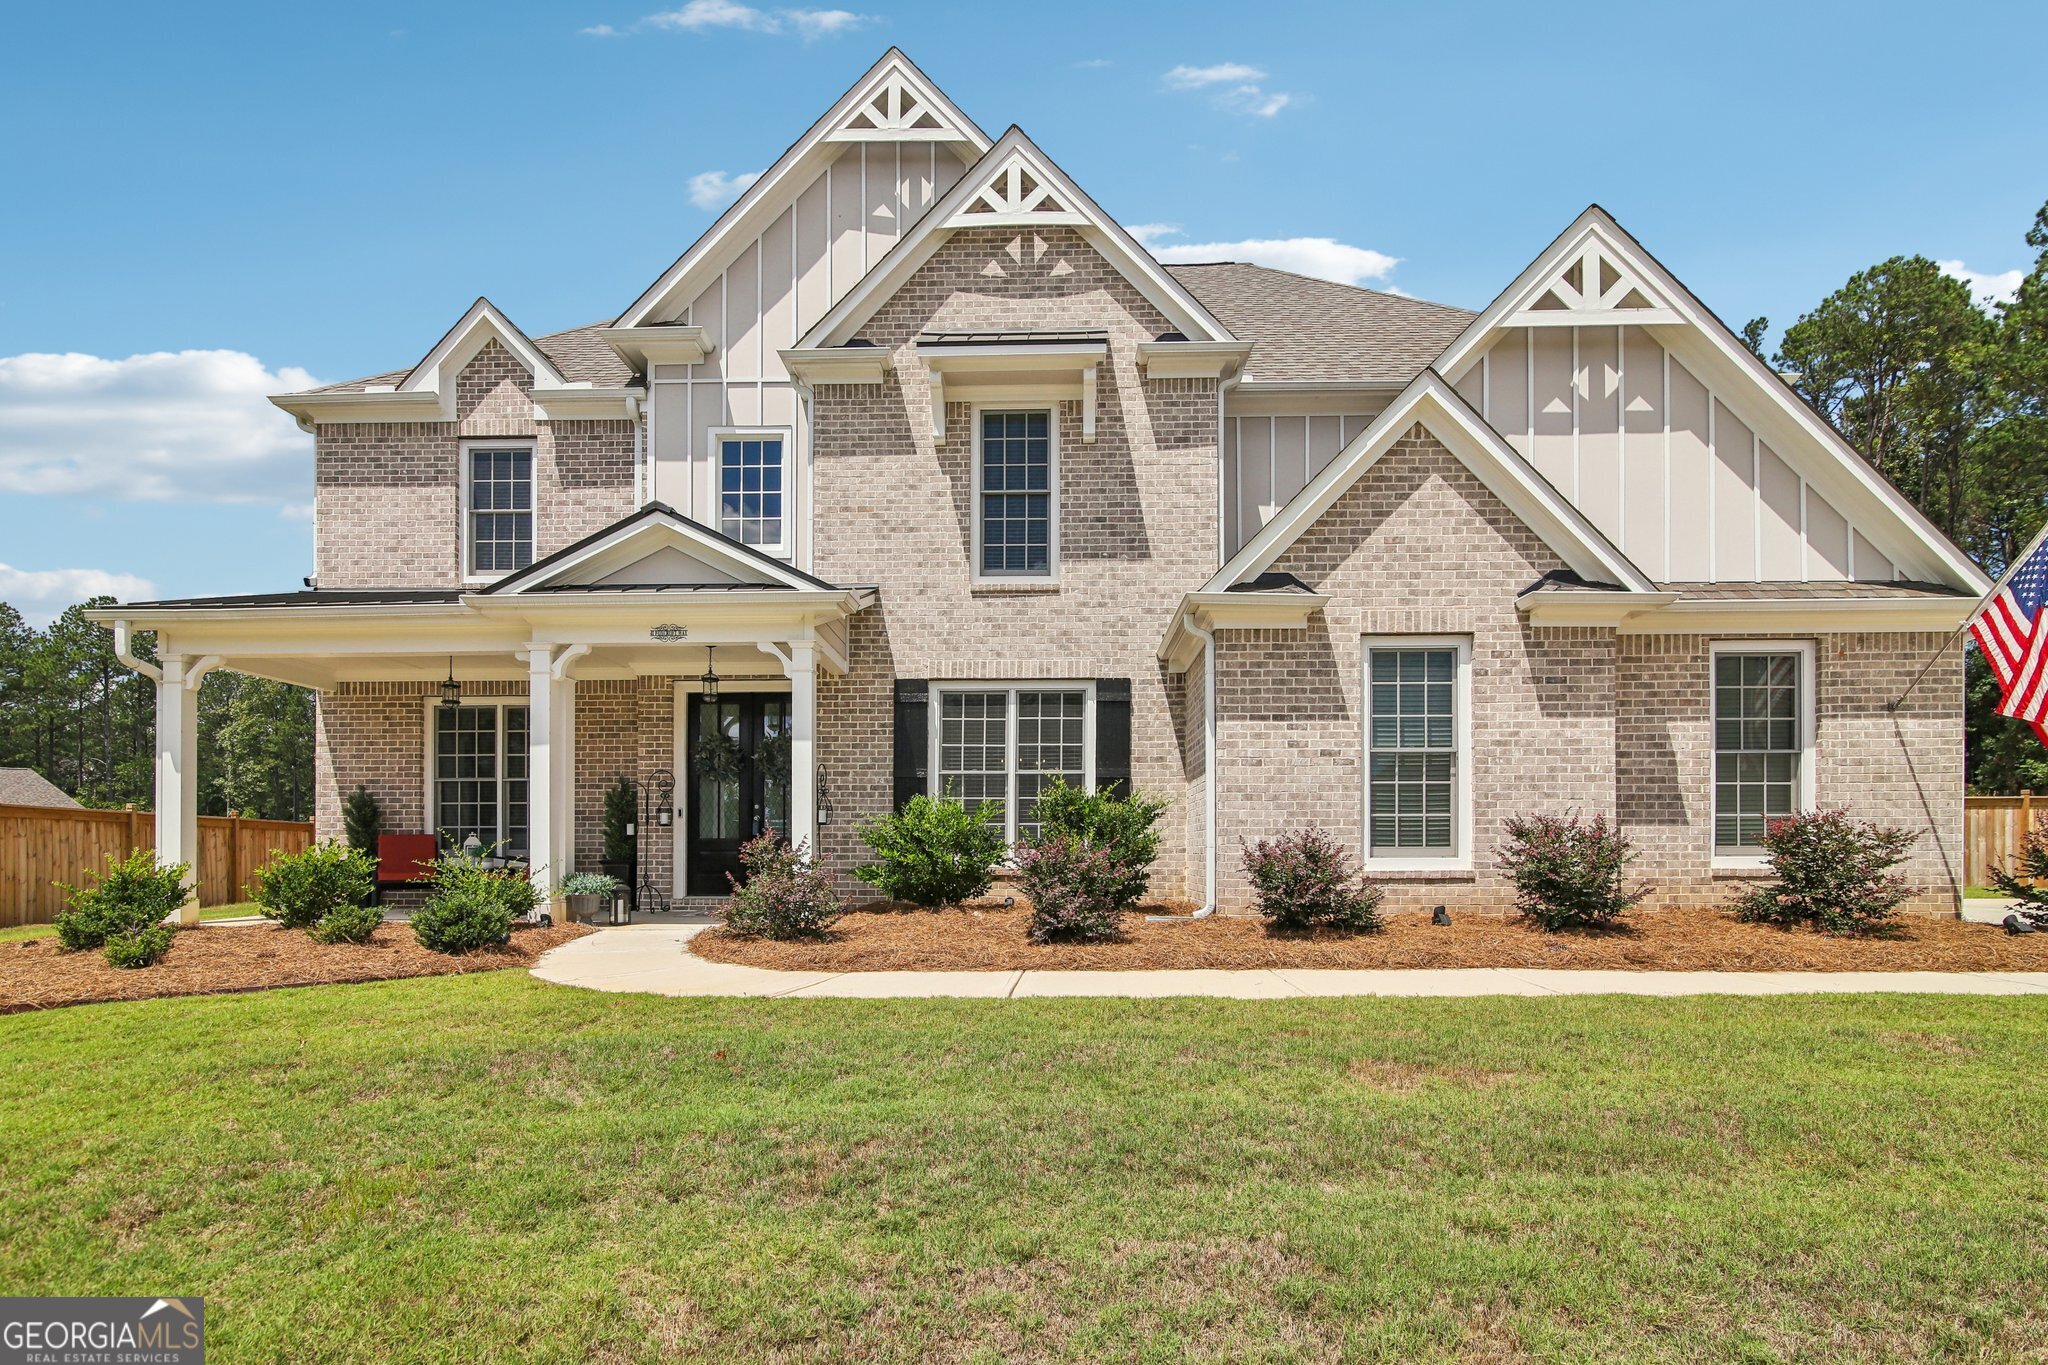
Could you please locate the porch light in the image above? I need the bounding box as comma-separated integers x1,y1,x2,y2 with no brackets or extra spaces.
439,656,461,709
700,646,720,702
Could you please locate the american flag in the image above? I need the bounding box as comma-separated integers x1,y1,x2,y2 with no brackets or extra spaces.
1971,524,2048,745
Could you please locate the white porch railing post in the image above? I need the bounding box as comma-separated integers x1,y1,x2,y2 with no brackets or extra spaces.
787,641,817,857
155,656,200,925
524,645,557,895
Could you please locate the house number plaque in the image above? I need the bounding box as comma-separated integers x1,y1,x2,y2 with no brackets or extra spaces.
649,624,689,641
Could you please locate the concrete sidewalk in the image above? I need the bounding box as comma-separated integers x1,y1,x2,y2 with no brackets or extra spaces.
529,923,2048,1000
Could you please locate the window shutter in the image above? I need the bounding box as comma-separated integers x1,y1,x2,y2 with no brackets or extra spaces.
893,679,930,810
1094,678,1132,798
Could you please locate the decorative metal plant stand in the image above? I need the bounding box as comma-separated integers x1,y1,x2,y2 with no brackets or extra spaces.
623,768,675,915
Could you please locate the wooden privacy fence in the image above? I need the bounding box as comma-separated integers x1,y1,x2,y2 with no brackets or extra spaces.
0,804,314,927
1965,793,2042,891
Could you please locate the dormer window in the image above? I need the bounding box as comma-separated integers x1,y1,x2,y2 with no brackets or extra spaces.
713,429,789,556
464,444,533,580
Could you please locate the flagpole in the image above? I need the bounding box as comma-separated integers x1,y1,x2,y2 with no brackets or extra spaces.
1887,520,2048,712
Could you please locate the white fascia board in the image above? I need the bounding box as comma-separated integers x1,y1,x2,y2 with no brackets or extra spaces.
779,348,892,385
531,385,645,421
466,591,870,635
796,127,1236,350
270,390,448,428
398,297,567,395
1434,206,1990,595
1516,592,1681,627
1206,372,1657,595
597,326,713,369
615,49,992,329
1157,589,1331,670
1137,340,1253,379
1615,595,1976,634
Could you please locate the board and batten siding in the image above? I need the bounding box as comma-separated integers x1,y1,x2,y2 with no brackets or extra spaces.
1222,410,1382,557
1450,326,1899,584
645,142,969,569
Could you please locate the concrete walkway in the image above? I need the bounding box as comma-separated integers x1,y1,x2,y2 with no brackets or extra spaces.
529,923,2048,1000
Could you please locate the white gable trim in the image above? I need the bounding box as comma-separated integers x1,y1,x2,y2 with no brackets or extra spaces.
1435,206,1990,593
486,507,821,595
399,297,565,396
272,297,565,428
796,126,1236,349
1207,371,1657,594
615,49,991,329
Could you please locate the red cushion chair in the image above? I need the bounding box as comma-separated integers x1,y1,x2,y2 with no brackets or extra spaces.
375,833,439,890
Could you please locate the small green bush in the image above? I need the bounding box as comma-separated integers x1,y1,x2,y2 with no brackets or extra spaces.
411,851,540,953
102,923,175,969
342,784,384,861
1987,815,2048,907
854,792,1008,908
723,832,845,940
1017,835,1126,944
603,779,637,866
557,871,619,898
311,900,385,945
253,841,377,930
1497,811,1649,931
54,849,190,951
1733,810,1919,932
1032,777,1169,914
1242,826,1383,932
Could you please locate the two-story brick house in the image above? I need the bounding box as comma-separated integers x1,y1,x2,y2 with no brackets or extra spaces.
98,50,1987,922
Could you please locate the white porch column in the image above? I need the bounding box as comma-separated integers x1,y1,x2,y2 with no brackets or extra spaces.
554,677,577,879
787,641,817,856
155,657,200,925
524,645,557,894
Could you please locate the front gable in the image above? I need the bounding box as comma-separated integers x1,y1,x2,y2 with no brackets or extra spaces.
481,504,833,595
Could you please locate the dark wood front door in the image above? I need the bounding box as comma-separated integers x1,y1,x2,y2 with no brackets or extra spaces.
686,694,792,897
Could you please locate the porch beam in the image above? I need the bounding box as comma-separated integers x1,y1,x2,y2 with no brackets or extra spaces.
155,657,200,926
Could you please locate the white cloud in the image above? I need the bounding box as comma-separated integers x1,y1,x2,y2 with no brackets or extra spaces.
639,0,872,35
1224,87,1291,118
0,350,316,506
580,22,625,35
1135,228,1400,287
1074,58,1113,70
688,168,763,210
1162,62,1295,119
1163,62,1266,89
0,563,157,626
1939,259,2024,311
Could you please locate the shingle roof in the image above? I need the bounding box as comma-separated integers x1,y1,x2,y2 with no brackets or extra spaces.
0,767,81,809
307,321,632,395
1164,263,1475,385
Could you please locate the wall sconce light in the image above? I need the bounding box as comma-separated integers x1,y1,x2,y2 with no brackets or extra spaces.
816,765,833,826
700,645,720,702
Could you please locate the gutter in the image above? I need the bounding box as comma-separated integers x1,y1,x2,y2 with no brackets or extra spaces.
110,619,161,682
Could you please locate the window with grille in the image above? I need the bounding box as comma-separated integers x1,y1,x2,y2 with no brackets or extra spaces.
433,703,530,856
716,433,786,552
466,447,533,576
1713,649,1807,853
1366,643,1464,860
934,684,1089,844
977,411,1054,577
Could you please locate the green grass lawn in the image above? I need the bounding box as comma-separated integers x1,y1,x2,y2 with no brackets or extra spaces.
4,976,2047,1362
0,903,263,943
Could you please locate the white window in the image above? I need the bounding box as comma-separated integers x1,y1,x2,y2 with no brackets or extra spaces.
1711,641,1816,862
428,702,530,857
713,429,789,555
1363,637,1471,869
932,682,1092,844
973,409,1057,580
464,444,534,579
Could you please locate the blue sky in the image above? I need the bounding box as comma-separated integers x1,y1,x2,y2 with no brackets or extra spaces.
1,0,2042,623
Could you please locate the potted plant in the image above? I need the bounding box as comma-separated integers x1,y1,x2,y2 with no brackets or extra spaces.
601,778,636,884
557,871,619,925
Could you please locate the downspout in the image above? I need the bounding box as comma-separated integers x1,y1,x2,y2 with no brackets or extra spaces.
627,392,644,507
111,620,161,682
1187,613,1219,918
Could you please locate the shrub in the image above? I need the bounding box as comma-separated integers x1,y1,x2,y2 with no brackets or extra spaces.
1732,810,1920,932
1497,811,1649,931
411,851,541,953
1017,835,1126,944
723,832,845,940
253,841,377,930
102,924,174,969
54,849,190,951
310,900,385,945
1987,815,2048,907
342,784,384,860
1031,777,1169,914
1242,826,1383,932
854,792,1007,907
603,779,637,867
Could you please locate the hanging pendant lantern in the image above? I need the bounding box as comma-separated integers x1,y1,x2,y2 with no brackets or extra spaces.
439,655,461,709
700,645,720,702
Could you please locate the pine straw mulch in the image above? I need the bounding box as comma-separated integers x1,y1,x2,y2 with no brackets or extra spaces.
691,903,2048,974
0,921,593,1015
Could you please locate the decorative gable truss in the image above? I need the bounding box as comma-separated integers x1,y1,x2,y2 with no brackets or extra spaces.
825,64,973,143
1510,237,1682,327
942,149,1089,228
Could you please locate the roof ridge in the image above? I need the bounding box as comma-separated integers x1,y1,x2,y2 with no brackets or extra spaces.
1165,260,1474,317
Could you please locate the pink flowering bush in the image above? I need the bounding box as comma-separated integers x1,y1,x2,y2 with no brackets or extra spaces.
1240,826,1383,932
1731,810,1918,932
1497,811,1649,931
723,831,845,940
1017,835,1127,943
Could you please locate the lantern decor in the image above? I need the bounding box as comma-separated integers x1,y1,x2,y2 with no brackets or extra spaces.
816,765,834,827
439,656,461,709
700,645,720,702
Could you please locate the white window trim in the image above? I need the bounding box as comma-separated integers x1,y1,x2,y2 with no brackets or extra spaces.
708,425,794,559
929,680,1095,847
1708,639,1817,870
1360,635,1474,873
459,439,537,585
420,697,532,855
969,403,1061,586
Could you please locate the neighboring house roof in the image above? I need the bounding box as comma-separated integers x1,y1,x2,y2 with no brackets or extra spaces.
307,320,631,396
0,768,81,809
1165,263,1475,385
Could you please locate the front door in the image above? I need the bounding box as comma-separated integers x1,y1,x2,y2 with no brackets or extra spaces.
686,694,792,896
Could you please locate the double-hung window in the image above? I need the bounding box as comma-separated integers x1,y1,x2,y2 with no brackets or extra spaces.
715,431,788,554
466,445,534,578
1712,643,1813,858
432,702,530,857
1364,639,1469,865
976,410,1055,579
933,683,1090,843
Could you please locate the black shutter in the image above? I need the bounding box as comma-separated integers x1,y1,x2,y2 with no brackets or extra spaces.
1094,678,1132,798
893,679,930,810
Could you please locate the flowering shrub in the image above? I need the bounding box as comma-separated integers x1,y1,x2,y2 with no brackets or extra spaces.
1987,815,2048,907
254,841,377,930
1241,826,1383,932
1497,811,1649,931
1017,835,1127,944
1732,810,1919,932
854,792,1007,908
1031,778,1169,915
723,832,845,940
